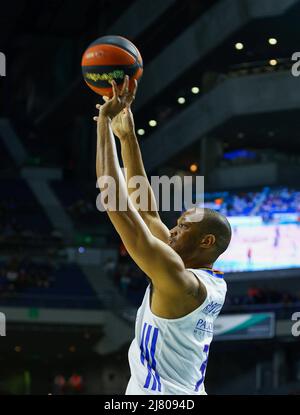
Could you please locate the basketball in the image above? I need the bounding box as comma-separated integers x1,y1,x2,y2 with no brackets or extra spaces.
81,35,143,97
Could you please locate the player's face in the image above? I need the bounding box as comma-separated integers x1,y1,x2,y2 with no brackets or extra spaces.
168,210,202,255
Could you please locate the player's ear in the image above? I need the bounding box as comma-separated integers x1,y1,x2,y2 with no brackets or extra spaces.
200,234,216,248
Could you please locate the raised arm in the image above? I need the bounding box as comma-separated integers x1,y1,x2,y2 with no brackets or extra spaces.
99,82,169,243
94,77,193,297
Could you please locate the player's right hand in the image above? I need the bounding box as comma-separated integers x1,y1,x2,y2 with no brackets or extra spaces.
95,79,138,140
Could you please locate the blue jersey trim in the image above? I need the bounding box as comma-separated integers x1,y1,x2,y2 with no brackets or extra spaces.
199,268,224,279
140,322,161,392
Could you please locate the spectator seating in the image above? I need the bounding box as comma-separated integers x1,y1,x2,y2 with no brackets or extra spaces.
0,259,102,309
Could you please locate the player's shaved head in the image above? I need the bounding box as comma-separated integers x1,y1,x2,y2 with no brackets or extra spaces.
192,207,231,261
170,207,232,267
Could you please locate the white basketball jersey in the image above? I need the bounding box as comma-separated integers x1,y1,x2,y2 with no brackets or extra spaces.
126,268,227,395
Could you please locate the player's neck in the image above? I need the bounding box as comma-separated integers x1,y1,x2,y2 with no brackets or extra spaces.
198,263,214,269
184,257,213,269
181,249,214,269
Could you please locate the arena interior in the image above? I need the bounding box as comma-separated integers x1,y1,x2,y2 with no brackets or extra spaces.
0,0,300,395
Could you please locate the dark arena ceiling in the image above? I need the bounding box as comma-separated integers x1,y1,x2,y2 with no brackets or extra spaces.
1,0,300,171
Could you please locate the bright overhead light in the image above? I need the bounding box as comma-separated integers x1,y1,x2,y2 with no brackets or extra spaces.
177,97,186,104
269,59,278,66
149,120,157,127
235,42,244,50
191,87,200,94
268,38,277,45
190,163,198,173
137,129,145,136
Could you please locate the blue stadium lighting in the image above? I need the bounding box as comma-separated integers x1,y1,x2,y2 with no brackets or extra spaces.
223,149,256,160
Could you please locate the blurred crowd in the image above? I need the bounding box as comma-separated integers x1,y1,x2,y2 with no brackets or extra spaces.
0,257,55,297
115,262,148,305
52,373,84,395
217,191,261,216
67,199,95,220
107,252,300,311
207,187,300,217
260,188,300,215
0,198,33,243
225,285,300,308
67,199,97,225
0,198,63,248
103,255,148,307
109,255,300,311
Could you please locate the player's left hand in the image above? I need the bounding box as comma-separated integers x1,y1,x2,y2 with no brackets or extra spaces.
93,78,137,140
94,75,132,120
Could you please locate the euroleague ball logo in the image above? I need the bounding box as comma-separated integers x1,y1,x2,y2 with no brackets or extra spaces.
0,52,6,77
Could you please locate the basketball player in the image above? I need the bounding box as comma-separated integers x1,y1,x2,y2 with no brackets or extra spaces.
93,75,231,395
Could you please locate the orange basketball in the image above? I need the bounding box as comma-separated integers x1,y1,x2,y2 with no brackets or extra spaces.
81,35,143,97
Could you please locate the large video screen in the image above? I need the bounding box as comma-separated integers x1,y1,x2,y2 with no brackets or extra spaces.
204,187,300,272
215,216,300,272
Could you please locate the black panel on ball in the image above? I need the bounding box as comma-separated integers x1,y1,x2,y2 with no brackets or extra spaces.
88,35,141,64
